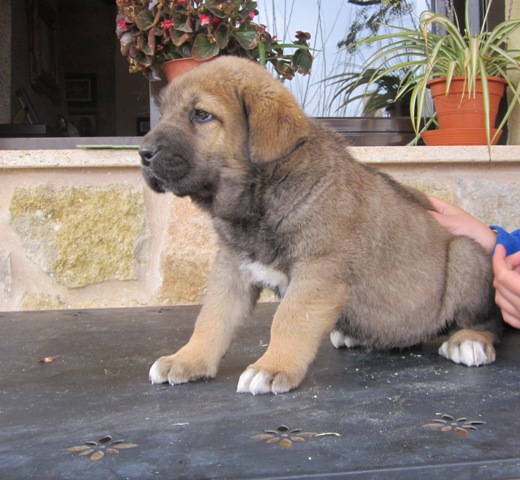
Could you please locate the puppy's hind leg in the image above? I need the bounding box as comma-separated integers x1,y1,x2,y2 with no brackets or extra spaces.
438,236,502,367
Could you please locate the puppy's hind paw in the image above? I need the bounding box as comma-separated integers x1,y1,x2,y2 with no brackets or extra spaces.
330,329,359,349
439,329,496,367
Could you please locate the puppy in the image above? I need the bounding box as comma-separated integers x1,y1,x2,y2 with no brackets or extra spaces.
139,56,501,395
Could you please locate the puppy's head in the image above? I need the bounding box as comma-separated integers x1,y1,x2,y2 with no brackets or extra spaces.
139,56,310,198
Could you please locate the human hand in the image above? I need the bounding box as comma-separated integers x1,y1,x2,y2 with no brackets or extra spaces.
427,196,497,254
492,244,520,329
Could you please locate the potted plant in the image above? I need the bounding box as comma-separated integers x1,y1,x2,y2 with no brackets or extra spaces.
340,0,520,146
327,66,414,117
116,0,313,82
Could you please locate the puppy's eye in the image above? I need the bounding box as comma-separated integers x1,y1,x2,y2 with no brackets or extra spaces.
192,109,213,124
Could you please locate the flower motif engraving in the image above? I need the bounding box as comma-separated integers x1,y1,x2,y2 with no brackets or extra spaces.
423,413,485,436
66,435,137,461
251,425,340,448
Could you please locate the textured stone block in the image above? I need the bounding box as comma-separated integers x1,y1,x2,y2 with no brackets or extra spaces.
406,180,454,203
9,185,148,288
20,293,64,311
158,197,217,304
0,250,11,295
157,198,281,305
455,178,520,231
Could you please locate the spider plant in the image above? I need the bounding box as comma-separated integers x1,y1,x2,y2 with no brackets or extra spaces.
341,0,520,146
328,66,413,116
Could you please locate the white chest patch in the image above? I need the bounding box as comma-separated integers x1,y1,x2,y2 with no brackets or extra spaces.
241,261,289,296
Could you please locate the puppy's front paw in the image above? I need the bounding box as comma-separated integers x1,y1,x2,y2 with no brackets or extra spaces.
149,349,217,385
236,365,305,395
438,330,496,367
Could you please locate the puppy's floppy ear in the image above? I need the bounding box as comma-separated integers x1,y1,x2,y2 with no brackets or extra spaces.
242,82,310,165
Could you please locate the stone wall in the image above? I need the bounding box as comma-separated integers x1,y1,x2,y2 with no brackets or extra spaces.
0,146,519,312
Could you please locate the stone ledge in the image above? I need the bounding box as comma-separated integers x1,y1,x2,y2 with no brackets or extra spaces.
352,145,520,164
0,149,140,169
1,145,520,169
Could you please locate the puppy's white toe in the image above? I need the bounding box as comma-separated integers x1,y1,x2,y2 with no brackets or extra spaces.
460,341,483,366
330,330,345,348
330,329,359,349
237,368,273,395
439,339,495,367
149,359,168,384
237,367,257,393
237,366,301,395
249,370,274,395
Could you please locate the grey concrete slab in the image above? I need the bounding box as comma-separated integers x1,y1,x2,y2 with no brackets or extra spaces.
1,303,520,479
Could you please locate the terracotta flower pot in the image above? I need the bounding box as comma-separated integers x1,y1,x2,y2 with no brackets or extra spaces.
421,128,503,146
160,57,211,83
422,76,506,146
428,76,506,129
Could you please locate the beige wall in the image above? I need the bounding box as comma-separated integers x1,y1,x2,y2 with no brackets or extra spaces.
1,147,519,312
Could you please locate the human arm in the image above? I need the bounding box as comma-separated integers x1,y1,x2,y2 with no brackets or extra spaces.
427,196,497,254
427,196,520,328
493,245,520,328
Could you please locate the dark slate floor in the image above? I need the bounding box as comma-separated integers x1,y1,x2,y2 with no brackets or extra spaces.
1,303,520,479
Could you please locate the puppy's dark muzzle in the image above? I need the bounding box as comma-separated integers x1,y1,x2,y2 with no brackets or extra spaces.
138,143,191,194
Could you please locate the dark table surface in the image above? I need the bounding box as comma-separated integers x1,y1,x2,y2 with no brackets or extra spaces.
1,303,520,480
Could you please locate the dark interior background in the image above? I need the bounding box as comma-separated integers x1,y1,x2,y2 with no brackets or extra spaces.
1,0,150,138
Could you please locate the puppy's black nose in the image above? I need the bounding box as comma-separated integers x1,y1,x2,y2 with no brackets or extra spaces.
139,145,156,167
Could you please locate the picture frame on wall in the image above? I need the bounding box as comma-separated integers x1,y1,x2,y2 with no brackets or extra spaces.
64,74,97,108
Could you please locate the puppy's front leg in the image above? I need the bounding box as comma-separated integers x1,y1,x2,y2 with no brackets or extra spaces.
237,265,348,395
150,247,259,385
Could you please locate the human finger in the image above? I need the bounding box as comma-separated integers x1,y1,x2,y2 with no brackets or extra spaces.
501,309,520,329
495,279,520,314
426,196,465,215
495,286,520,318
494,247,520,294
505,251,520,270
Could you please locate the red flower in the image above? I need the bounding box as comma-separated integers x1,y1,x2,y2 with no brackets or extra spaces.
248,11,255,20
295,31,311,41
118,19,127,31
199,14,210,26
162,19,173,32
